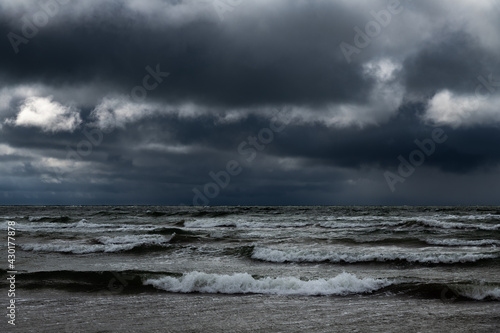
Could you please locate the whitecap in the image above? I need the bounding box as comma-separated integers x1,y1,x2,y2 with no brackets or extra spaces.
144,271,391,296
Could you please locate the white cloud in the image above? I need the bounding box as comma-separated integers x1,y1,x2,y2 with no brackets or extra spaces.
90,96,158,130
6,96,82,132
0,84,47,116
91,86,404,131
423,89,500,128
91,96,214,130
136,143,197,154
316,58,404,128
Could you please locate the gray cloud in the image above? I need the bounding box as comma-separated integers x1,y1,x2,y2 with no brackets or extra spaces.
1,0,500,204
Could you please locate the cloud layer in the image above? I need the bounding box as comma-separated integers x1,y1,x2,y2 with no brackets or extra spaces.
1,0,500,204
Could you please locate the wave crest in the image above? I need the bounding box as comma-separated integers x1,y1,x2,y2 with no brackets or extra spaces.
251,246,499,264
21,234,172,254
144,271,390,295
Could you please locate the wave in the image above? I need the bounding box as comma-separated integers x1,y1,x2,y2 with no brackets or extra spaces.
425,238,500,247
191,211,236,218
3,269,498,301
454,285,500,301
73,219,106,228
0,270,156,293
317,215,405,229
144,271,390,296
96,234,172,245
317,221,405,230
184,219,312,229
92,210,129,216
441,213,500,222
135,210,237,218
251,246,499,264
20,234,173,254
325,237,431,247
144,271,500,301
317,217,500,231
382,282,500,301
147,227,212,244
148,227,195,235
145,210,167,217
28,216,72,223
5,219,158,234
399,218,500,231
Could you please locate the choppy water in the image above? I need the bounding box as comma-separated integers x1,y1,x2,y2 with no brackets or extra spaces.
1,206,500,332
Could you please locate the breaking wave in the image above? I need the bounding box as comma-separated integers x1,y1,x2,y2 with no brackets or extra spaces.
20,234,173,254
251,246,499,264
144,271,390,296
5,269,498,301
399,218,500,231
28,216,72,223
425,238,500,247
184,219,312,229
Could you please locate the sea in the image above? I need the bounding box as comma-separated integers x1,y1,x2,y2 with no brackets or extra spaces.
1,205,500,333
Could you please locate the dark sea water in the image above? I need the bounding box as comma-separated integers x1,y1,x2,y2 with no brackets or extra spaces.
1,206,500,332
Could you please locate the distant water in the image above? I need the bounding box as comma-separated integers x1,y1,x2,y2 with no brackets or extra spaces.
1,206,500,332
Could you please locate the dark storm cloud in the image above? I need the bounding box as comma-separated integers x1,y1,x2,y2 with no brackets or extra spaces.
402,31,500,96
1,0,500,205
0,0,373,108
111,109,500,175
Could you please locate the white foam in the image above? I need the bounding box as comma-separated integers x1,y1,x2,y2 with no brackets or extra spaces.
185,218,310,229
73,219,126,229
320,216,392,222
456,285,500,301
28,216,49,222
74,219,90,227
317,220,404,229
251,246,499,264
21,234,172,254
144,271,391,296
97,234,172,244
405,217,500,231
442,213,500,221
8,219,157,234
426,238,500,247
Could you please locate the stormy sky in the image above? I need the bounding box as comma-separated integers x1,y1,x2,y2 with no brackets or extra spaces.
1,0,500,205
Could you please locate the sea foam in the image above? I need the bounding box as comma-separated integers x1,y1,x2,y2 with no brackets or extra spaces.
144,271,391,295
251,246,499,264
21,234,172,254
